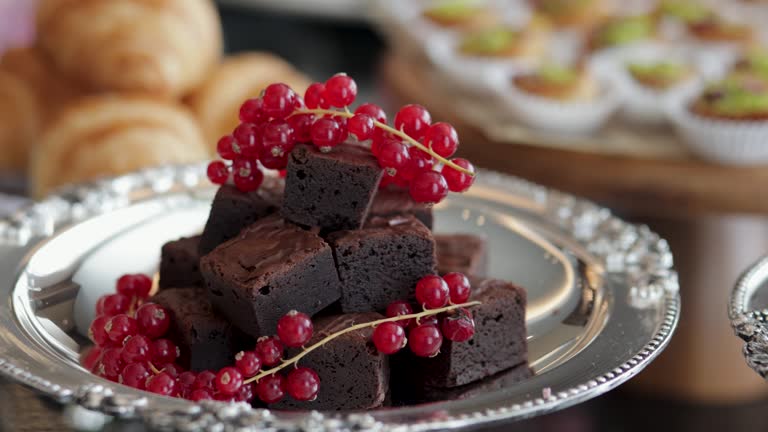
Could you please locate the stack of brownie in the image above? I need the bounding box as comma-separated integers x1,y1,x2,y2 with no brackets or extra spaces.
156,142,530,409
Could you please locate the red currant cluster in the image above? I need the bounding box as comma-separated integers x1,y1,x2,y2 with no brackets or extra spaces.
373,272,476,357
205,73,476,204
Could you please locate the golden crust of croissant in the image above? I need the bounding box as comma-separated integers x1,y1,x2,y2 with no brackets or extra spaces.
186,52,311,147
36,0,223,98
0,70,40,172
30,95,210,198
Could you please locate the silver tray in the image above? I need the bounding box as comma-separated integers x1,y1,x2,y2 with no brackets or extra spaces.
730,256,768,379
0,164,680,431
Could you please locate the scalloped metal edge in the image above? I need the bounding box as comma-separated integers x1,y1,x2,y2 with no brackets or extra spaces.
730,255,768,379
0,164,680,431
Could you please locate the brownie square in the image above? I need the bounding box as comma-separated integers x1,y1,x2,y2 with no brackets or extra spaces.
152,287,253,372
404,278,527,388
326,215,437,313
159,235,203,290
369,186,433,230
282,143,383,231
199,215,341,337
198,177,284,255
271,312,389,411
435,234,488,277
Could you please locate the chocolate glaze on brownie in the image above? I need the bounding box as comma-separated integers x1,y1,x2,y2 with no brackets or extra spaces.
159,235,203,290
199,215,341,337
152,287,253,371
435,233,488,277
271,312,389,411
401,278,527,388
198,177,284,255
326,215,437,312
369,186,434,230
282,143,383,231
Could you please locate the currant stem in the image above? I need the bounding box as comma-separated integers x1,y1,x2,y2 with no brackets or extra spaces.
243,301,481,385
292,108,475,176
148,362,161,375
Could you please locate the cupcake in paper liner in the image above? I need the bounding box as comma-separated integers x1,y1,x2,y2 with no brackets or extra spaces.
670,76,768,165
586,14,658,54
529,0,613,32
493,63,620,135
681,14,756,79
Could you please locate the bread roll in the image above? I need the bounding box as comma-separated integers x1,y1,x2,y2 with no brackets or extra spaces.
36,0,223,98
187,52,311,146
30,95,210,197
0,70,39,172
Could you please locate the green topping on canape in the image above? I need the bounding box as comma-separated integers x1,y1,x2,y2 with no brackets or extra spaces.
594,16,653,47
459,27,518,55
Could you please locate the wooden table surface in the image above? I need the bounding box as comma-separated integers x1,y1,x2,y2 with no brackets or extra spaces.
380,53,768,218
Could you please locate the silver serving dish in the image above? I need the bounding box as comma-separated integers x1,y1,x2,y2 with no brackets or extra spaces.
730,256,768,378
0,164,679,431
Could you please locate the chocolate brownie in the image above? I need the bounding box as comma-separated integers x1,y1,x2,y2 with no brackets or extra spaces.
198,177,284,255
271,312,389,410
403,278,527,388
392,362,533,404
152,287,252,371
326,215,437,312
369,186,433,230
159,236,203,290
282,143,383,231
199,215,341,337
435,234,488,277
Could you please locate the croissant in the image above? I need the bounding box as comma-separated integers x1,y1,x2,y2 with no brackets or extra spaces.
187,52,311,146
0,70,39,172
30,95,210,198
36,0,223,98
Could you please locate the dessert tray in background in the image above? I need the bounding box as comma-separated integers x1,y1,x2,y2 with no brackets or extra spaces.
0,164,679,430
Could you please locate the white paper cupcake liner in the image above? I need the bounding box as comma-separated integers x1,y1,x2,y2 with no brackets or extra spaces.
669,98,768,165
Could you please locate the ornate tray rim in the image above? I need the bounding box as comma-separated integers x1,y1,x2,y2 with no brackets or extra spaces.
730,255,768,379
0,164,680,431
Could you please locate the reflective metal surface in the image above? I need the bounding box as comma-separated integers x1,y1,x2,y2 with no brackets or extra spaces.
730,256,768,379
0,164,680,431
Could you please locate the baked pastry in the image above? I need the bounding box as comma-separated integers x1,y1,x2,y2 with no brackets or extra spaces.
656,0,713,23
422,0,498,29
30,95,209,197
530,0,608,30
588,15,655,51
732,47,768,82
689,76,768,121
457,20,550,60
627,61,695,90
187,53,311,146
0,70,39,171
687,16,754,44
35,0,222,97
512,64,598,101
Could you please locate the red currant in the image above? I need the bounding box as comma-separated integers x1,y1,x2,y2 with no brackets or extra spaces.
97,347,124,381
234,350,262,377
408,314,439,332
444,272,471,304
256,373,286,404
147,372,177,396
239,97,266,124
119,362,150,389
443,158,475,193
311,117,341,151
410,171,448,204
215,367,244,395
235,382,255,403
233,123,263,157
286,367,320,402
121,334,153,364
377,139,410,176
324,73,357,107
424,122,459,158
176,371,197,398
151,339,179,365
89,315,111,346
207,161,229,185
385,300,414,328
214,393,236,403
116,274,152,298
394,104,431,140
334,116,349,143
262,120,295,153
82,346,102,371
415,275,450,309
217,135,238,160
99,293,130,317
135,303,170,339
442,309,475,342
262,83,297,119
406,147,435,178
277,310,313,348
304,83,327,110
355,103,387,123
259,152,289,170
348,114,374,141
193,370,216,391
409,324,443,357
161,363,183,378
106,314,138,345
255,336,284,366
232,158,264,192
372,322,407,354
188,389,213,401
288,113,314,143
